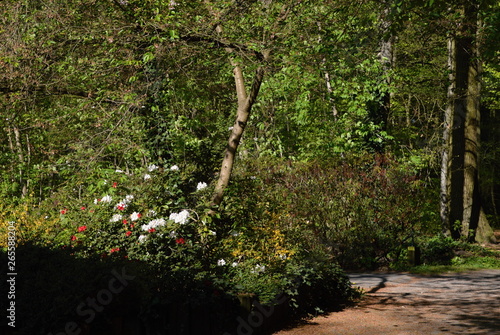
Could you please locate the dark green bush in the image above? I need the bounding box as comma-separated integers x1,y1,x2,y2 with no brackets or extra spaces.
419,235,458,265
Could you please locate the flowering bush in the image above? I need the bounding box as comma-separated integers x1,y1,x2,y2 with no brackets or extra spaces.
0,199,59,249
49,164,215,272
4,158,362,335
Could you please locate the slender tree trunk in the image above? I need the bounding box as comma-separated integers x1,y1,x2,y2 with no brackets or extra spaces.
211,65,265,207
440,38,455,236
13,125,28,197
441,2,495,243
324,68,338,121
378,1,395,130
203,4,267,209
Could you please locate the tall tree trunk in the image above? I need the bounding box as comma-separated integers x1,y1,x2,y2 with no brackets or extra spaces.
211,65,265,207
378,0,395,130
440,38,454,237
440,1,495,243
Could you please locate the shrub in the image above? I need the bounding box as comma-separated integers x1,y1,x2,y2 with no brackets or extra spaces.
2,159,359,334
0,199,59,249
227,154,439,270
419,235,458,265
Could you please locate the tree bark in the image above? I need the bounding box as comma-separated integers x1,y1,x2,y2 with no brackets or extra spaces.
440,2,495,243
211,65,265,207
378,0,395,130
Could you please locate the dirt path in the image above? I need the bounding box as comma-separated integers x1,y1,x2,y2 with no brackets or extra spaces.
273,270,500,335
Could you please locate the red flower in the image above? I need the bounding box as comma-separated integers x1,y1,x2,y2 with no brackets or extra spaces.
123,219,128,224
112,182,118,188
80,206,86,210
110,247,120,253
60,209,67,215
117,204,126,211
175,238,185,245
71,235,77,241
126,231,132,237
148,228,156,233
77,225,87,232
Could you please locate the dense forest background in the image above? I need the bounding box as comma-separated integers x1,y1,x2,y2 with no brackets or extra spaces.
2,0,499,237
0,0,499,334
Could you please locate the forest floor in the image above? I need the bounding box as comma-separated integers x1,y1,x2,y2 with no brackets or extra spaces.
274,233,500,335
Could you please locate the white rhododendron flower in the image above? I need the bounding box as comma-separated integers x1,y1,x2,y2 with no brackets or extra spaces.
110,214,123,222
144,174,151,181
252,264,266,274
169,210,189,225
170,165,179,171
217,259,226,266
101,195,112,203
141,218,167,231
196,182,207,190
130,212,141,221
147,164,159,172
138,235,148,243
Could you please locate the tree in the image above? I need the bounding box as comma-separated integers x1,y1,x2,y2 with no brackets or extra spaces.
440,0,495,242
0,0,149,201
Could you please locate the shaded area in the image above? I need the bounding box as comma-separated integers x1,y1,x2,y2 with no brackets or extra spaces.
350,271,500,334
1,243,355,335
0,243,241,335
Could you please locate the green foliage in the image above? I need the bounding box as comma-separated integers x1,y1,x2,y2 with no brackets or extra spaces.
3,160,357,326
419,234,458,265
225,155,439,270
287,259,361,316
1,0,500,332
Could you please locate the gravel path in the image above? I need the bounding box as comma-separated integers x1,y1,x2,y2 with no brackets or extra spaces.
273,269,500,335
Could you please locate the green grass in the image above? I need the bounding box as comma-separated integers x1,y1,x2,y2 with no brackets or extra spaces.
408,255,500,275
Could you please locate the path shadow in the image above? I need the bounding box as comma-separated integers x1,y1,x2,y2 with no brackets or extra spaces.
354,271,500,334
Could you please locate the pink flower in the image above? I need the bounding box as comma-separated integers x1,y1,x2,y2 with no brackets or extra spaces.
60,209,67,214
77,225,87,232
80,206,86,210
112,182,118,188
